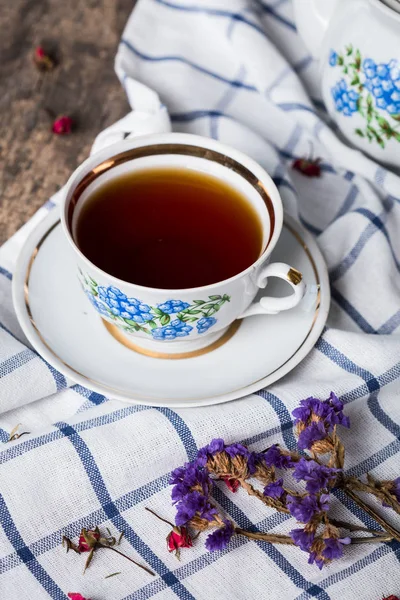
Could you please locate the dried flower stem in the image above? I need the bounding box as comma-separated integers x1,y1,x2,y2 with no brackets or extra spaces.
343,477,400,516
145,507,175,528
342,488,400,542
328,519,384,535
235,529,295,544
98,544,155,576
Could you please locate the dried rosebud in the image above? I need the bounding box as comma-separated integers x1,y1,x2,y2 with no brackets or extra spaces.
222,476,240,493
292,157,321,177
52,116,73,135
68,594,91,600
167,526,193,558
78,528,100,552
33,46,55,71
383,596,400,600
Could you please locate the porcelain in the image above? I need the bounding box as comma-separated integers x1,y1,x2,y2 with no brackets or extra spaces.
60,133,305,354
293,0,400,166
12,209,330,408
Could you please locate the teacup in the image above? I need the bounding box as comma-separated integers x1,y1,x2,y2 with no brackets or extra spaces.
61,133,306,354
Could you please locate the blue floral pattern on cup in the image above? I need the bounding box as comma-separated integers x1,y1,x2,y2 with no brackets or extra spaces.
329,46,400,147
79,270,230,340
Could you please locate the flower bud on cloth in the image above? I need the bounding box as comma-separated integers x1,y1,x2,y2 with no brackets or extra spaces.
0,1,399,599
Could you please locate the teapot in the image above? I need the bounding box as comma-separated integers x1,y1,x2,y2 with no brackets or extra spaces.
293,0,400,166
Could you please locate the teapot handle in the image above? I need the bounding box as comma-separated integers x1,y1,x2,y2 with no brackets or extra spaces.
292,0,341,58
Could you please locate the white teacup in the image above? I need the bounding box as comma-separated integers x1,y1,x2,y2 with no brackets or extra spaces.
61,133,305,354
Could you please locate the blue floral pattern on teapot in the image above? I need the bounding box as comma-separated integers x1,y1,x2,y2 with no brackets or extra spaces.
329,45,400,148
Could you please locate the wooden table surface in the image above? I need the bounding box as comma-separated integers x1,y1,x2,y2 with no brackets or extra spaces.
0,0,133,245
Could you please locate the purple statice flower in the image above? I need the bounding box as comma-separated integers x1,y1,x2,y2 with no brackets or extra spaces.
325,392,350,429
264,478,284,499
319,494,330,512
196,438,225,466
322,536,351,560
225,443,250,459
308,551,325,570
264,445,295,469
298,421,327,450
292,393,350,434
287,493,330,523
170,461,212,503
247,451,265,475
293,458,340,493
390,477,400,502
175,490,217,526
287,495,319,523
205,520,234,552
290,528,315,552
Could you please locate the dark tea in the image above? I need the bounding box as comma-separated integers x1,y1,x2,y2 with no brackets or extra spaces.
76,167,263,289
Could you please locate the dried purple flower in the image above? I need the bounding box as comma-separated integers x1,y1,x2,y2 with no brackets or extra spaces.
308,551,325,569
170,462,212,503
289,528,315,551
287,495,319,523
264,445,294,469
293,393,350,436
205,520,234,552
293,458,340,493
322,536,351,560
264,478,284,499
287,493,330,523
225,443,250,459
297,421,327,451
175,491,217,526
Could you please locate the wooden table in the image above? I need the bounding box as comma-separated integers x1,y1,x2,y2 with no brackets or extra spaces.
0,0,133,245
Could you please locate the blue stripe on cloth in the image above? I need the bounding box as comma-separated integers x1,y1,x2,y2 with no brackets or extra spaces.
377,310,400,334
153,0,270,39
0,319,67,390
330,202,397,282
55,422,195,599
331,287,376,334
0,266,12,280
355,207,400,271
255,0,296,30
0,494,66,599
155,408,198,461
171,109,227,122
0,428,9,443
212,486,330,598
345,439,399,477
368,394,400,439
0,349,36,379
276,102,316,114
120,39,257,91
316,337,380,393
332,184,359,220
254,390,297,450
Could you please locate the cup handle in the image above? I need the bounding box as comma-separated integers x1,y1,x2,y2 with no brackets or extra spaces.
239,262,306,318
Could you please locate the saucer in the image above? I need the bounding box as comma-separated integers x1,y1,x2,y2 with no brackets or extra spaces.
12,209,330,407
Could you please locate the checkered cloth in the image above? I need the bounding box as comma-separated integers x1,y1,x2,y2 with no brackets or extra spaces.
1,1,400,598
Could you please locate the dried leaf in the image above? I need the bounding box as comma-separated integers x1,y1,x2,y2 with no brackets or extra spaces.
62,536,80,554
105,572,121,579
118,531,124,545
83,548,94,573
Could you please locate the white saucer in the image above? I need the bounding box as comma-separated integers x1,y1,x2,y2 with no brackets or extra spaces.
12,209,330,407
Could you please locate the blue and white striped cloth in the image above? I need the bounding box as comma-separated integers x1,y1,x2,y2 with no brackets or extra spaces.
1,1,400,598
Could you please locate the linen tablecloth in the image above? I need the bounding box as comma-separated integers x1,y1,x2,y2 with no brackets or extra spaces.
1,1,400,598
